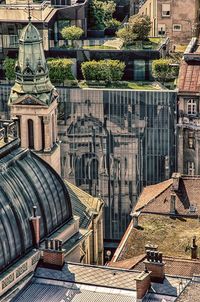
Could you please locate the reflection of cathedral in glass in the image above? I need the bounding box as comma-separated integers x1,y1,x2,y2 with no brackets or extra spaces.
58,89,176,240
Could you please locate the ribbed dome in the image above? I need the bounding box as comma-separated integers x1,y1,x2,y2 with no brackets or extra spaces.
0,140,72,272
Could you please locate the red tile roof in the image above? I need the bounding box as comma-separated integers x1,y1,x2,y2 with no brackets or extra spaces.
134,175,200,216
178,61,200,93
110,255,200,278
176,282,200,302
114,214,200,261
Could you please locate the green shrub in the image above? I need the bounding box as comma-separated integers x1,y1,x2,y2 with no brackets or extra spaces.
106,18,121,30
81,60,125,82
3,57,16,81
47,58,75,84
116,27,137,46
152,59,179,83
61,26,83,47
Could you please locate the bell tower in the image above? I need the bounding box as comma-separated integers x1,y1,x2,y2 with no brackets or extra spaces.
9,21,61,174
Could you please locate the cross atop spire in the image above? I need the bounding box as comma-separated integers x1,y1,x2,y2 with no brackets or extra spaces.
28,0,31,22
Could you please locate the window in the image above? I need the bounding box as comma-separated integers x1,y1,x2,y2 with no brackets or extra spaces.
188,131,195,149
28,119,34,149
162,3,170,17
187,162,195,176
158,24,166,36
173,24,182,32
134,60,145,80
187,99,197,115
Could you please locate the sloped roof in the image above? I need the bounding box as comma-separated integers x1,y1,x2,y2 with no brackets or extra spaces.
178,61,200,93
115,214,200,261
135,178,173,212
0,139,72,272
65,180,103,229
176,282,200,302
134,175,200,216
132,256,200,278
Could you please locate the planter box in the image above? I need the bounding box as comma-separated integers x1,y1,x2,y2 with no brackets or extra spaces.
87,29,105,38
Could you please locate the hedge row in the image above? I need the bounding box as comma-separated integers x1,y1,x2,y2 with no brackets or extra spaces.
81,60,125,81
47,58,74,83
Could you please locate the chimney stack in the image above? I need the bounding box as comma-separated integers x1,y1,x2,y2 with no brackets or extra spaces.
191,236,198,259
131,211,140,228
43,239,65,267
170,193,176,215
29,205,41,248
144,249,165,283
135,269,151,301
172,172,181,191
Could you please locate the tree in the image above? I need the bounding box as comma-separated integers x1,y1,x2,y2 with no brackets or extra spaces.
116,27,137,46
61,26,84,47
116,14,151,45
129,14,151,40
89,0,116,30
47,58,75,84
3,57,16,81
152,59,179,83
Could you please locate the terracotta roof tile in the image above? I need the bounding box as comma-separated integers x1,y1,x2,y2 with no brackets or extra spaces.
108,254,146,269
116,214,200,261
176,282,200,302
110,254,200,278
178,61,200,93
135,175,200,216
134,179,173,212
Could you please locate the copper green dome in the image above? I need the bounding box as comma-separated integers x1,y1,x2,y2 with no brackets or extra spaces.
9,22,55,106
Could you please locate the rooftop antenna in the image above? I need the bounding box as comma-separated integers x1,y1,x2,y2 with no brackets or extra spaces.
28,0,31,22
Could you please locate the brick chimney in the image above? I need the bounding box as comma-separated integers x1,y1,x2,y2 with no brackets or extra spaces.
135,269,151,301
170,193,176,215
43,239,66,267
29,206,41,248
191,236,198,259
172,172,181,191
144,250,165,283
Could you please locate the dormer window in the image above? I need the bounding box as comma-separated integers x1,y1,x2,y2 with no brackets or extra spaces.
187,99,196,115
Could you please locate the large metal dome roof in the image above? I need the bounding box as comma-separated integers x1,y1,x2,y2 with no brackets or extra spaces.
0,140,72,272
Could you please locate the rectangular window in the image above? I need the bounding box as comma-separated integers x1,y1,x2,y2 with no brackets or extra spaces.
158,24,166,36
188,162,195,176
162,3,170,17
187,99,197,115
134,60,145,80
188,131,195,149
173,24,182,32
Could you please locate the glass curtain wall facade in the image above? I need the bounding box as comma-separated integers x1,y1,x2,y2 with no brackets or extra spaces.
0,85,176,240
58,88,177,240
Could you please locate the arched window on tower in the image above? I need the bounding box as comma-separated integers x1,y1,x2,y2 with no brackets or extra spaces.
28,119,34,149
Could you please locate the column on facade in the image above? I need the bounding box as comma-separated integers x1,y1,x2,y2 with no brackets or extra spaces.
34,116,42,151
20,115,28,148
43,115,52,152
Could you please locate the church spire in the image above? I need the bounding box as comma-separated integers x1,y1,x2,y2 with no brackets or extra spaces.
8,22,61,174
9,22,55,106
